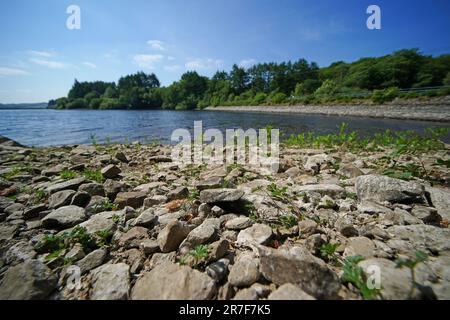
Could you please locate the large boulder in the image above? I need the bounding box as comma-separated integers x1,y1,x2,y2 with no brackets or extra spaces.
426,187,450,221
42,205,86,229
90,263,130,300
356,175,424,203
46,177,86,194
236,223,273,245
228,252,260,288
157,219,191,253
0,260,57,299
131,261,216,300
258,246,341,299
48,190,76,209
114,192,147,209
199,188,244,204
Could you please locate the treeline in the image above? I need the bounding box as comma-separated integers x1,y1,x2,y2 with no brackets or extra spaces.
49,49,450,110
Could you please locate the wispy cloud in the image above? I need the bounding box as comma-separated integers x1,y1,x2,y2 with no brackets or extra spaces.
147,40,166,51
238,59,257,68
164,65,181,72
28,50,54,58
185,58,224,71
83,62,98,69
167,56,176,61
133,54,164,69
30,58,67,69
0,67,30,76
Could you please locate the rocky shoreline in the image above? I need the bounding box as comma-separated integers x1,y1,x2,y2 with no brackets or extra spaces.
205,96,450,122
0,135,450,300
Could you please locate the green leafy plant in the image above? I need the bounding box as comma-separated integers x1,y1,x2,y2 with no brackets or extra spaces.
189,245,209,267
342,255,380,300
187,188,200,202
96,228,114,247
395,250,428,299
59,169,77,180
279,214,298,228
83,169,105,183
91,198,118,213
320,243,340,264
267,183,289,202
89,133,99,146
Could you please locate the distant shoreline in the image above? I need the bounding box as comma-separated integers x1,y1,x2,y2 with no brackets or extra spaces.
205,100,450,122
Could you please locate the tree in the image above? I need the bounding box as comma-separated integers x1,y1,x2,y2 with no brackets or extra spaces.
230,64,249,95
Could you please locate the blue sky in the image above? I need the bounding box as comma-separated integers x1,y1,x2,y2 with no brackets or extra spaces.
1,0,450,103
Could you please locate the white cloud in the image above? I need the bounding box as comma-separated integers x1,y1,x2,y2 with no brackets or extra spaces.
28,50,54,58
167,56,176,61
83,62,97,69
147,40,166,51
185,58,224,71
164,65,181,72
30,58,67,69
133,54,164,69
0,67,30,76
238,59,257,68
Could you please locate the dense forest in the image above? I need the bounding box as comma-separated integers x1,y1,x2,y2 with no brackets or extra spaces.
49,49,450,110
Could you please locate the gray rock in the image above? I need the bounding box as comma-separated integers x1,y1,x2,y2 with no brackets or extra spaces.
237,223,273,245
46,177,86,194
5,203,25,215
70,191,91,207
167,186,189,201
103,179,124,198
90,263,130,300
114,192,147,209
426,187,450,221
131,261,216,300
118,227,150,249
79,183,106,197
343,237,375,259
337,163,364,178
140,239,160,255
101,165,121,179
0,260,57,299
411,206,442,225
304,154,333,174
132,209,157,228
228,252,260,287
258,246,341,299
180,218,220,253
200,188,244,203
194,176,224,191
295,184,346,198
268,283,316,300
232,287,258,300
42,205,86,229
115,152,129,163
79,210,117,234
5,241,36,265
358,201,393,215
143,195,167,208
359,258,413,300
386,225,450,254
225,217,253,230
23,204,48,220
157,219,191,253
298,220,318,237
48,190,76,209
0,224,19,240
76,248,107,274
356,175,424,203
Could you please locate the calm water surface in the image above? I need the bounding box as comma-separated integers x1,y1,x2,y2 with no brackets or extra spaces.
0,109,449,146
